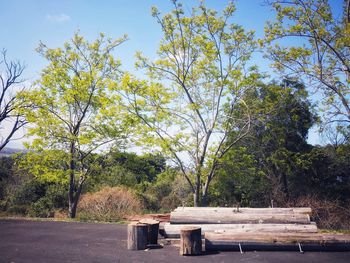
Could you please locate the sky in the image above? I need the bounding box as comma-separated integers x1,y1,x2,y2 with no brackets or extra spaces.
0,0,342,148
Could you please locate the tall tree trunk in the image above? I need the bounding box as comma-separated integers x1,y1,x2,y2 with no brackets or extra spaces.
193,169,201,207
68,141,76,218
193,191,199,207
201,194,208,207
281,172,289,200
69,179,84,218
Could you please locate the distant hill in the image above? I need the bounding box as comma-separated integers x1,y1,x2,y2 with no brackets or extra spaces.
0,147,28,157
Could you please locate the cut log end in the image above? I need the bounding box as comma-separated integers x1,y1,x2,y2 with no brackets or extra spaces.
139,219,160,245
180,227,202,256
127,223,148,250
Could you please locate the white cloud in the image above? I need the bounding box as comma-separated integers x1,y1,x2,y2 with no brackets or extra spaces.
46,13,71,23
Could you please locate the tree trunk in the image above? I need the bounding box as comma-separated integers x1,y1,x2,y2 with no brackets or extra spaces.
68,141,76,218
193,168,201,207
69,202,78,218
281,172,289,199
201,194,208,207
69,179,84,218
193,191,199,207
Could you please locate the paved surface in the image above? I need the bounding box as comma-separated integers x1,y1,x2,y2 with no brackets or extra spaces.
1,219,350,263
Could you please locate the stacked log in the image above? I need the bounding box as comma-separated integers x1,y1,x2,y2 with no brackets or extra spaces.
163,207,350,252
205,232,350,251
174,207,312,214
165,207,314,238
163,223,318,238
170,211,310,224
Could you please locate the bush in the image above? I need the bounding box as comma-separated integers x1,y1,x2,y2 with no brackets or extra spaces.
136,170,193,211
7,204,28,215
78,186,142,222
28,197,55,218
287,195,350,230
6,178,67,217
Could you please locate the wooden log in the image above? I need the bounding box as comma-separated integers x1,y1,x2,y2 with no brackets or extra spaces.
163,223,318,238
127,222,148,250
205,232,350,251
174,207,312,215
180,227,202,255
139,219,160,245
170,211,310,224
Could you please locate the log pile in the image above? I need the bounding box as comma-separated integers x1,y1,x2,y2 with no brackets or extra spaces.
205,232,350,252
163,207,350,252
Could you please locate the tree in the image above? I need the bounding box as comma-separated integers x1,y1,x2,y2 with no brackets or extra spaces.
22,33,128,218
121,1,259,206
265,0,350,132
290,144,350,202
224,79,316,204
86,150,166,190
0,49,27,151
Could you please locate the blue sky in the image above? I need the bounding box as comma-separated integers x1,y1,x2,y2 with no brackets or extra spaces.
1,0,273,79
0,0,342,146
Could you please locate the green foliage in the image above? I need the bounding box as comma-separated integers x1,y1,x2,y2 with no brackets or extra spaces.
137,169,192,211
22,32,128,153
0,157,14,200
290,144,350,201
122,0,261,205
265,0,350,132
7,177,68,217
85,150,166,191
219,79,317,205
4,175,67,217
28,197,54,218
20,32,130,217
16,150,69,184
209,146,270,207
11,179,48,206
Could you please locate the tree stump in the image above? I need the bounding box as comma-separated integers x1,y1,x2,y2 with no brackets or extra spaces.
180,227,202,255
127,222,148,250
139,219,160,245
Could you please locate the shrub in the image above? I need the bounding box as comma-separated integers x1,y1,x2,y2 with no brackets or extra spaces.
7,204,28,215
78,186,142,222
11,180,47,206
287,195,350,230
28,197,54,218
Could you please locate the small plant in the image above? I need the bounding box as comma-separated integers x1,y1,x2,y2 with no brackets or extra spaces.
78,186,142,222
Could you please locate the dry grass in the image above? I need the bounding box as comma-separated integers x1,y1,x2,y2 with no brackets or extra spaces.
287,195,350,230
78,186,143,222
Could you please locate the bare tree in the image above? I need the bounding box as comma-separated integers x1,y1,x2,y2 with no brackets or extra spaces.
0,49,27,152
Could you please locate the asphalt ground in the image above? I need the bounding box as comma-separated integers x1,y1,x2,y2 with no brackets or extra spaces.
1,219,350,263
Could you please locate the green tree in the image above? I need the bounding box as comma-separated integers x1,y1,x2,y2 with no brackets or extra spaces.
121,1,260,206
86,150,166,190
265,0,350,132
291,144,350,202
22,33,127,218
224,79,316,204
